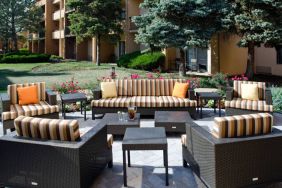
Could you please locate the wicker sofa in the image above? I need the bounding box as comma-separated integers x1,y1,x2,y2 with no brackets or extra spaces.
91,79,197,119
0,118,113,188
0,82,59,135
225,80,273,116
182,114,282,188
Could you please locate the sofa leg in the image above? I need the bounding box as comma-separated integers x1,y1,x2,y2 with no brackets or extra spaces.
108,160,113,168
3,127,7,135
183,159,188,167
92,108,95,120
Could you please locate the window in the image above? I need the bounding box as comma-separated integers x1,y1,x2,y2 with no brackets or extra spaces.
276,45,282,64
119,41,125,57
186,48,208,72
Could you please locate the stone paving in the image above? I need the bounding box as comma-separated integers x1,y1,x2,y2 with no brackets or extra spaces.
1,109,282,188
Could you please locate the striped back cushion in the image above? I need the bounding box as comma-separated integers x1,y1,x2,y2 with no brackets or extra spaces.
14,116,80,141
131,79,188,96
8,82,46,104
233,81,266,100
103,79,132,96
213,113,273,138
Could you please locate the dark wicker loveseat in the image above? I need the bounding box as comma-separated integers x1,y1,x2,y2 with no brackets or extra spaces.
91,79,197,119
182,121,282,188
0,121,113,188
0,82,59,135
225,80,273,116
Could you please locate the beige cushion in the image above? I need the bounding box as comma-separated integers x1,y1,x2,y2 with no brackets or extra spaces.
101,82,117,99
241,84,259,100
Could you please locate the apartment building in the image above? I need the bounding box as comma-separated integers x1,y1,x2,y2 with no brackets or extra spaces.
29,0,282,76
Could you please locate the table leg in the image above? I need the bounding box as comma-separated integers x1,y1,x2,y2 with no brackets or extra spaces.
128,150,131,167
62,102,65,119
200,99,203,119
80,101,83,114
214,100,216,113
164,149,169,186
123,150,127,187
219,99,221,117
84,100,86,121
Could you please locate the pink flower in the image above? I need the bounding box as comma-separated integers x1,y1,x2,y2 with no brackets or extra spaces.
146,73,154,79
158,76,164,80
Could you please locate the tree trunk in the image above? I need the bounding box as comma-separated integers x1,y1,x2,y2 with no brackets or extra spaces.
245,42,255,79
11,6,18,52
96,35,101,66
179,48,186,77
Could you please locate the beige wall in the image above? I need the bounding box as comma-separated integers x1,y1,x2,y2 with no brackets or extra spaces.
219,34,247,75
163,48,177,70
255,46,282,76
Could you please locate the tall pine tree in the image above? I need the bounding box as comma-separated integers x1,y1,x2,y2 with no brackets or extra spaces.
223,0,282,78
67,0,123,65
133,0,228,76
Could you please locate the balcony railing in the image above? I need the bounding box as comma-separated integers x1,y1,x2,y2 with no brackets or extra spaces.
65,27,74,37
53,10,65,20
52,30,64,39
53,0,60,4
36,0,46,6
129,20,138,31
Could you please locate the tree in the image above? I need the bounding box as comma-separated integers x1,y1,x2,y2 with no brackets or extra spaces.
223,0,282,78
67,0,123,65
133,0,227,76
0,0,42,52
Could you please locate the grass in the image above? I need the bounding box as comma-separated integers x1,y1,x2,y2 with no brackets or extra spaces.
0,61,178,92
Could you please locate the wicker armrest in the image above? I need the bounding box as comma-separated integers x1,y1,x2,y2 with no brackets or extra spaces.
265,88,272,105
226,87,233,101
92,88,102,100
188,89,196,100
46,89,57,105
0,93,10,112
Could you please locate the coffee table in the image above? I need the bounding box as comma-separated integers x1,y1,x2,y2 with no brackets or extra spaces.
102,113,140,135
122,128,168,187
196,91,222,118
61,93,87,121
154,111,191,133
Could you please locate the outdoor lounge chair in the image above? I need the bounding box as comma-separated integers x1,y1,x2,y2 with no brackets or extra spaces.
182,113,282,188
0,82,59,135
225,80,273,115
0,116,113,188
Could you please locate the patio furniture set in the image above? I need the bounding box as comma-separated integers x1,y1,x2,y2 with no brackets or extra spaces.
0,79,280,188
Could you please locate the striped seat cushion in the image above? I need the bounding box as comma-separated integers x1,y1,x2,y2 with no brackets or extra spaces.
107,134,113,148
1,101,59,121
14,116,80,141
91,97,131,107
181,134,187,147
225,98,273,112
8,82,46,104
159,96,197,107
213,113,273,138
233,80,266,100
129,96,161,107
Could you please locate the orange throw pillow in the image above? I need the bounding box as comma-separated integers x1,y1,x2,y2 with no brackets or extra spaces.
17,85,39,105
172,82,189,98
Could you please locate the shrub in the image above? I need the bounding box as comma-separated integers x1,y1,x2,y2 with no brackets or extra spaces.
50,55,63,63
0,53,50,63
117,51,140,68
128,52,165,71
271,87,282,113
199,73,228,97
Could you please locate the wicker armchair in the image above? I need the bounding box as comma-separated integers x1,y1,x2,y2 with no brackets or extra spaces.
0,82,59,135
225,80,273,115
0,122,113,188
182,122,282,188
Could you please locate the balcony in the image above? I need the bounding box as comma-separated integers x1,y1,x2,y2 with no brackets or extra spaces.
52,30,64,39
65,27,74,37
53,0,60,4
53,10,65,21
129,19,138,32
36,0,46,6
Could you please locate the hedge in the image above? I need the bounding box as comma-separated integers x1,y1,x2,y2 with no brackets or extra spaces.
117,51,141,68
118,51,165,71
0,52,51,63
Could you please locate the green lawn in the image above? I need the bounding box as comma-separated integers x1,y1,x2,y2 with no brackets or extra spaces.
0,62,176,92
